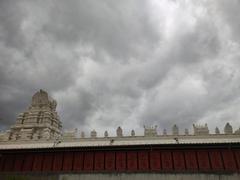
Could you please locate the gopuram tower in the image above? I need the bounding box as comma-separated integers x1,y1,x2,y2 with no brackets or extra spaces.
8,89,62,141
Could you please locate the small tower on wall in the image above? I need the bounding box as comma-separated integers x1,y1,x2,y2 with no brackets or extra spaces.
8,89,62,141
104,131,108,138
144,125,158,137
91,130,97,138
131,130,135,137
163,129,167,135
224,122,233,135
235,128,240,134
215,127,220,134
172,124,179,135
193,124,209,135
116,126,123,137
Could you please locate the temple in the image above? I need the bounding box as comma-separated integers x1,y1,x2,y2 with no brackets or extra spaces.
0,90,240,180
4,89,62,141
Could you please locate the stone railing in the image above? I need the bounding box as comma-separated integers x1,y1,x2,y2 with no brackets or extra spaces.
61,122,240,139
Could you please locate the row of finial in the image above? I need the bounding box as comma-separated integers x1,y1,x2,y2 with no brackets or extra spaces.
79,126,128,138
63,122,240,138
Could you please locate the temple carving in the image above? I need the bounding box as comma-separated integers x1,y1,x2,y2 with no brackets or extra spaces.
7,89,62,141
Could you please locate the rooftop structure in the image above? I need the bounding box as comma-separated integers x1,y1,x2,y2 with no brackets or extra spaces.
144,125,158,137
116,126,123,137
172,124,179,135
224,122,233,134
0,90,240,179
193,123,209,135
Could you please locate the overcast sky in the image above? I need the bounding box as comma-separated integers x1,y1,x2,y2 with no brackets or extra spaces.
0,0,240,136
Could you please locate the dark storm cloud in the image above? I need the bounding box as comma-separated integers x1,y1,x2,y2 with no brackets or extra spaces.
215,0,240,43
0,1,26,49
1,0,240,134
42,0,159,60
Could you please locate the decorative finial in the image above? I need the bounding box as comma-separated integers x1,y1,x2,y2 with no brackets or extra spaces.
235,128,240,134
91,129,97,138
163,129,167,135
172,124,179,135
116,126,123,137
224,122,233,134
131,130,135,136
215,127,220,134
104,131,108,138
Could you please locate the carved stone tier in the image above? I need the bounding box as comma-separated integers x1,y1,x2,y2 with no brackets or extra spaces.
8,89,62,141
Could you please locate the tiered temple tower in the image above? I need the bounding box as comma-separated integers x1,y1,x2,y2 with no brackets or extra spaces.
8,89,62,141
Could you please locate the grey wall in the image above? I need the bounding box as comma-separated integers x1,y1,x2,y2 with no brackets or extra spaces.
0,173,240,180
59,173,240,180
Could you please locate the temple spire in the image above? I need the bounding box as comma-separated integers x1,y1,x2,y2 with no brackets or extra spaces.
8,90,62,141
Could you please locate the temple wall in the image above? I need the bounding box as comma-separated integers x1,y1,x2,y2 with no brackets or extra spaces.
1,146,240,174
0,173,240,180
60,173,240,180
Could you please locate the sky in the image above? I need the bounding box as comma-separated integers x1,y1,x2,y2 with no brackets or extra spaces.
0,0,240,137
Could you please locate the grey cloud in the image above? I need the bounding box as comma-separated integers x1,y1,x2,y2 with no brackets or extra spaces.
0,0,240,134
42,0,159,60
56,88,96,129
0,1,27,49
138,58,240,132
215,0,240,43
